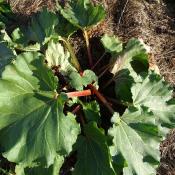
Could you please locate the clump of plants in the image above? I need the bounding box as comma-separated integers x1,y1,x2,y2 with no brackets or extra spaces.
0,0,175,174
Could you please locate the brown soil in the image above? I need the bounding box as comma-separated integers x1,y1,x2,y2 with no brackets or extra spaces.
5,0,175,174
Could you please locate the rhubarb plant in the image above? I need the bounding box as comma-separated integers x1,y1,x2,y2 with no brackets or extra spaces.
0,0,174,175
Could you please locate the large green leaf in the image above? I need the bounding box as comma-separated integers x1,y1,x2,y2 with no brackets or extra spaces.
10,28,41,51
73,122,115,175
45,40,76,75
101,34,123,56
0,52,80,169
55,14,78,38
109,112,157,175
0,1,16,26
15,156,64,175
0,42,15,74
1,9,58,50
0,28,41,52
111,38,148,75
112,38,149,102
82,100,101,123
69,70,97,90
114,69,134,102
122,106,161,161
26,9,58,44
131,72,175,127
59,0,106,29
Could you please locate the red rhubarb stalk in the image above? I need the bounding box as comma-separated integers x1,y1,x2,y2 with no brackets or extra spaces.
66,89,92,98
72,105,81,114
88,84,114,114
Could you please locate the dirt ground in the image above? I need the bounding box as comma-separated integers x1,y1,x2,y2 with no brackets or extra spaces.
5,0,175,174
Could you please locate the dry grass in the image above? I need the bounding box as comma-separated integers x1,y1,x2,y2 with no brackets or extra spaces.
157,130,175,175
6,0,55,15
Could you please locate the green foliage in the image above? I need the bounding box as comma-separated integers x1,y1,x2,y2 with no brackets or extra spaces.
101,34,123,56
0,0,174,175
109,113,156,175
0,0,16,26
0,52,80,169
73,122,115,175
58,0,106,29
82,100,101,123
69,70,97,90
15,156,64,175
27,9,58,44
0,42,15,73
45,40,76,74
56,14,78,38
101,35,149,102
131,72,175,128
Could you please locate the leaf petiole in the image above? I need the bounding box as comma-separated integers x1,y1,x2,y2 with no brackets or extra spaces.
66,89,92,98
88,84,114,114
83,29,93,68
61,37,81,71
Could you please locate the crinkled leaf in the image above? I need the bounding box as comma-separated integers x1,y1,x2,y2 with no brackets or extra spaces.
112,153,126,175
114,63,142,103
0,28,12,42
26,9,58,44
0,2,16,26
69,72,84,90
0,9,58,51
131,71,175,127
0,42,15,74
59,0,106,29
45,40,77,75
122,106,155,125
82,100,100,123
73,122,115,175
0,22,5,29
82,69,98,84
122,106,161,162
113,38,149,102
69,70,97,90
11,28,41,51
15,156,64,175
101,34,123,56
123,167,135,175
0,52,80,168
109,113,156,175
130,53,149,74
111,38,148,75
55,14,78,38
12,28,27,45
114,69,134,102
0,28,40,52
